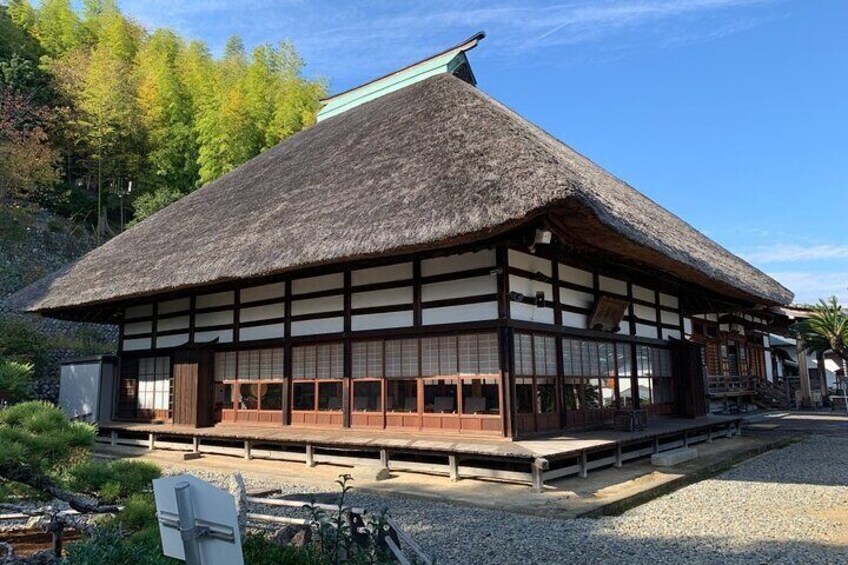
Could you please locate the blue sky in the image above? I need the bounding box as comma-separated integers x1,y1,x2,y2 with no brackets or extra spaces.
119,0,848,305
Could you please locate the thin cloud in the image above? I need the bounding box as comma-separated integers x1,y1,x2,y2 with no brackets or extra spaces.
743,244,848,264
768,271,848,305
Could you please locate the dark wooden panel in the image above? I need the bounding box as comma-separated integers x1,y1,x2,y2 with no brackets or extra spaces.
672,339,708,418
172,349,214,427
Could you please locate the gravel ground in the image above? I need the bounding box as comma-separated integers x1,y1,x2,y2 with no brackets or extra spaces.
176,435,848,564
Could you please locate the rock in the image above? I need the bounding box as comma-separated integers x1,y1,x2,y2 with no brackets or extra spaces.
354,464,391,481
272,524,312,548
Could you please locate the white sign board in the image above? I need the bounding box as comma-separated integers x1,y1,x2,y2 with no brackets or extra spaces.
153,474,243,565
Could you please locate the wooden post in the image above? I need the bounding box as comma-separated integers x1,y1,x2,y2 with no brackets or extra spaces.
614,445,622,468
579,451,588,479
652,438,659,454
531,458,549,492
244,440,252,460
192,436,200,453
683,431,689,448
707,426,713,443
110,430,117,446
380,449,389,469
305,444,315,467
448,455,459,482
148,433,155,451
797,338,812,408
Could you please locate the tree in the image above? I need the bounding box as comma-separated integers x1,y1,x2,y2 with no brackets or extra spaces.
32,0,85,57
135,30,197,194
0,89,59,204
792,297,848,390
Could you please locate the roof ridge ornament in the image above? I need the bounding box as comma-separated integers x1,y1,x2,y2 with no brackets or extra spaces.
317,31,485,122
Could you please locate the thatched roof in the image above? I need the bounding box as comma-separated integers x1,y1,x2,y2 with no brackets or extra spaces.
9,73,792,318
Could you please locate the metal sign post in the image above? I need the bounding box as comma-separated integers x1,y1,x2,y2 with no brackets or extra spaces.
154,475,244,565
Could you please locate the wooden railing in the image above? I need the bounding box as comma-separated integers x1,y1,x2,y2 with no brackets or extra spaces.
707,374,756,395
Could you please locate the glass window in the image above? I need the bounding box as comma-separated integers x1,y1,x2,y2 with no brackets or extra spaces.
386,338,418,378
516,377,534,413
137,356,170,411
317,381,343,411
536,378,557,413
215,351,236,381
317,343,343,379
638,378,652,404
458,334,478,374
239,383,259,410
260,383,283,410
478,333,500,374
652,378,673,404
514,334,533,376
584,379,602,409
562,378,581,411
424,379,457,413
292,382,314,410
461,378,499,414
215,383,233,410
353,381,381,412
387,380,417,412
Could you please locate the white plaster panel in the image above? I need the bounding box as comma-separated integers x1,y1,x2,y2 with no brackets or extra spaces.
124,320,152,335
157,316,189,332
421,275,496,302
765,351,774,382
156,334,189,349
510,302,554,324
352,311,414,331
562,311,588,329
240,303,284,323
633,303,657,322
158,298,190,315
240,323,285,341
351,287,413,309
635,323,659,339
508,275,552,302
659,293,679,309
122,338,152,351
292,273,343,295
194,329,233,343
421,249,495,277
290,295,344,316
599,276,627,296
351,262,413,286
422,302,498,325
632,285,655,303
559,264,593,288
125,304,153,319
196,291,234,309
508,249,552,277
560,288,594,309
662,329,681,341
291,317,344,336
195,310,234,327
661,310,681,326
619,320,633,335
240,282,285,303
683,317,693,335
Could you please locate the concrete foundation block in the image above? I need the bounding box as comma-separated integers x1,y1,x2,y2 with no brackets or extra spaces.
651,448,697,467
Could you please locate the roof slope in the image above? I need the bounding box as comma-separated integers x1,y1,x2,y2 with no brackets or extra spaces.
10,74,792,314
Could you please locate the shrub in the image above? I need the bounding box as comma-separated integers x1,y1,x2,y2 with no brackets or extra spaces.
0,358,33,403
0,315,48,370
242,533,323,565
117,493,158,532
0,400,95,476
61,524,178,565
66,459,161,503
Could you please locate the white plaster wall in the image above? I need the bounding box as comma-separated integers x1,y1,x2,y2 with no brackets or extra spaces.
351,262,412,286
422,302,498,325
352,311,414,331
241,282,285,303
240,323,285,341
421,249,495,277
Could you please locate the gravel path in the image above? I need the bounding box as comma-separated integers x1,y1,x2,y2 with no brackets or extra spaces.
182,435,848,564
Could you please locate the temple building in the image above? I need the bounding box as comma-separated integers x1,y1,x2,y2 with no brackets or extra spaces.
9,34,792,483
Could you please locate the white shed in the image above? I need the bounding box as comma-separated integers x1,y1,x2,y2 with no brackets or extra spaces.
58,355,117,423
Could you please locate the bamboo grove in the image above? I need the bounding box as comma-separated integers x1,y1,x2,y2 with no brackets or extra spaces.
0,0,325,234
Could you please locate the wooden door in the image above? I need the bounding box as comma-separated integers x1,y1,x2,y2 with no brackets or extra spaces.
172,349,214,427
672,340,708,418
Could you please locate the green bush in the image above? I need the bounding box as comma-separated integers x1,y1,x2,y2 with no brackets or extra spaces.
0,315,48,370
67,459,161,503
0,400,95,476
117,493,158,532
0,358,33,403
242,533,323,565
61,524,178,565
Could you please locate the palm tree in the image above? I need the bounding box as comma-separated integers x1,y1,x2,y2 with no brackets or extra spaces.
792,297,848,397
